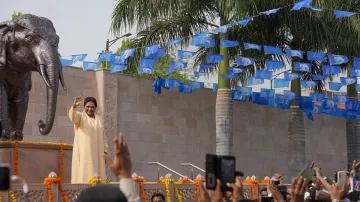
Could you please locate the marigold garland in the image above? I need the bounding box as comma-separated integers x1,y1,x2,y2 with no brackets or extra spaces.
163,180,172,202
194,178,205,202
173,182,182,202
243,180,259,200
8,189,16,202
13,140,18,177
88,177,103,186
44,178,61,202
59,144,64,183
177,179,191,184
106,178,111,183
0,140,72,147
139,183,148,202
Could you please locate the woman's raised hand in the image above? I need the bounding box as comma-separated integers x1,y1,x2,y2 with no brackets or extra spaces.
73,96,83,108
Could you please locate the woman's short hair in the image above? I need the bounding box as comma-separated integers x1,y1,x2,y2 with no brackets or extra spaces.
76,185,127,202
84,97,97,107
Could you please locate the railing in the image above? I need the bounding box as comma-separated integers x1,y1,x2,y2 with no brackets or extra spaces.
180,163,205,180
147,162,194,183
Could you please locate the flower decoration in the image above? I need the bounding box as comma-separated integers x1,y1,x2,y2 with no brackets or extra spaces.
9,189,16,202
88,173,102,186
262,176,270,184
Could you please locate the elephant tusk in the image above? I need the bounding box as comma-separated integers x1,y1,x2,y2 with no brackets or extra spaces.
59,67,67,91
38,64,51,89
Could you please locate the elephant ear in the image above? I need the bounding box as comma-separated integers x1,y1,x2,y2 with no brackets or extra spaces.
0,21,14,68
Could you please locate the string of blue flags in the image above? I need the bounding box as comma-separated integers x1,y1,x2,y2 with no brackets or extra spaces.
59,0,360,121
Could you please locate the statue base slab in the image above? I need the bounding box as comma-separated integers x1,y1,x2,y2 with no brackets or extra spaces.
0,141,72,183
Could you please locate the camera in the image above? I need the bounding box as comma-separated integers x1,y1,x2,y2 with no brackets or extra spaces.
205,154,236,192
0,164,11,191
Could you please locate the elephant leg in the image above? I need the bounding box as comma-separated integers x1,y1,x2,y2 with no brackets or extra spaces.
8,89,28,141
0,84,11,141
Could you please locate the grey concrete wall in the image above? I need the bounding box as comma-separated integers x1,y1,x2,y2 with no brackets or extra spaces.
25,66,347,182
116,74,347,182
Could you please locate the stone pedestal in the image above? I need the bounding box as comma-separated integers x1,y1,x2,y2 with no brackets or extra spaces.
0,142,72,183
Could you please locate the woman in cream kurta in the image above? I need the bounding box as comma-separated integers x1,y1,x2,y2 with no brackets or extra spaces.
69,96,107,183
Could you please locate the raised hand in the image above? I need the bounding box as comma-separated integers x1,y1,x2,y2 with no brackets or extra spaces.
314,167,323,178
103,133,132,179
227,176,244,202
290,177,307,202
331,182,350,201
73,96,83,108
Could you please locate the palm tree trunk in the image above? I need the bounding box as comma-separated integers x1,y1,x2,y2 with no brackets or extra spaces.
287,106,306,179
216,89,233,155
216,32,232,155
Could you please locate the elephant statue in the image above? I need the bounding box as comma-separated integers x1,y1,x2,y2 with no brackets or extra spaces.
0,14,67,141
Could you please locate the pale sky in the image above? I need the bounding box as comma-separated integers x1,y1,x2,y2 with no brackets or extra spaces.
0,0,349,92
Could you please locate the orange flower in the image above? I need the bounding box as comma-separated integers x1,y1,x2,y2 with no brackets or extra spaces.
139,183,148,202
14,140,19,178
59,144,64,183
133,178,146,183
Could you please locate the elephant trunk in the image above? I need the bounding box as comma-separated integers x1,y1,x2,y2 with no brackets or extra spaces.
35,47,63,136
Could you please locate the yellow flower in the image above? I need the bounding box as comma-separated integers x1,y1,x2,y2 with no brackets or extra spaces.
106,178,111,184
8,189,17,202
173,183,182,202
88,177,102,186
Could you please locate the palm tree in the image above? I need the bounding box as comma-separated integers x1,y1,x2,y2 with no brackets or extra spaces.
111,0,360,178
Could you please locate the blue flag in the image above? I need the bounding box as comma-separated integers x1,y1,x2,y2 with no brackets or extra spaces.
178,50,196,59
285,49,304,58
264,45,283,55
140,58,158,68
265,60,284,70
328,82,343,91
152,77,167,95
110,64,127,73
145,44,160,57
220,39,239,48
190,82,205,89
248,77,264,86
229,67,245,74
354,58,360,68
179,84,192,93
167,37,184,46
213,84,218,93
256,70,273,80
260,8,282,15
191,32,207,45
299,96,314,112
111,54,128,65
340,77,356,86
170,61,188,70
322,99,337,109
313,75,327,80
304,112,314,121
291,0,312,11
328,54,349,65
236,86,252,96
208,54,225,63
294,62,312,72
193,36,215,47
333,10,357,18
214,24,230,34
120,48,136,59
284,90,296,100
273,78,290,88
148,48,166,59
83,61,100,71
274,94,291,109
165,79,181,88
310,93,325,102
98,52,112,62
350,68,360,77
236,56,255,66
333,95,349,103
243,43,262,51
312,105,323,114
199,64,213,69
60,58,73,66
284,72,301,81
232,91,247,102
322,65,341,75
222,74,239,79
357,84,360,92
72,54,87,63
251,92,269,105
138,66,154,74
301,80,318,89
307,51,326,62
194,72,208,77
233,17,253,27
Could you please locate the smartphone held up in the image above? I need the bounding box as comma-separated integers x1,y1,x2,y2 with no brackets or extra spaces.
205,154,236,192
0,164,11,191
